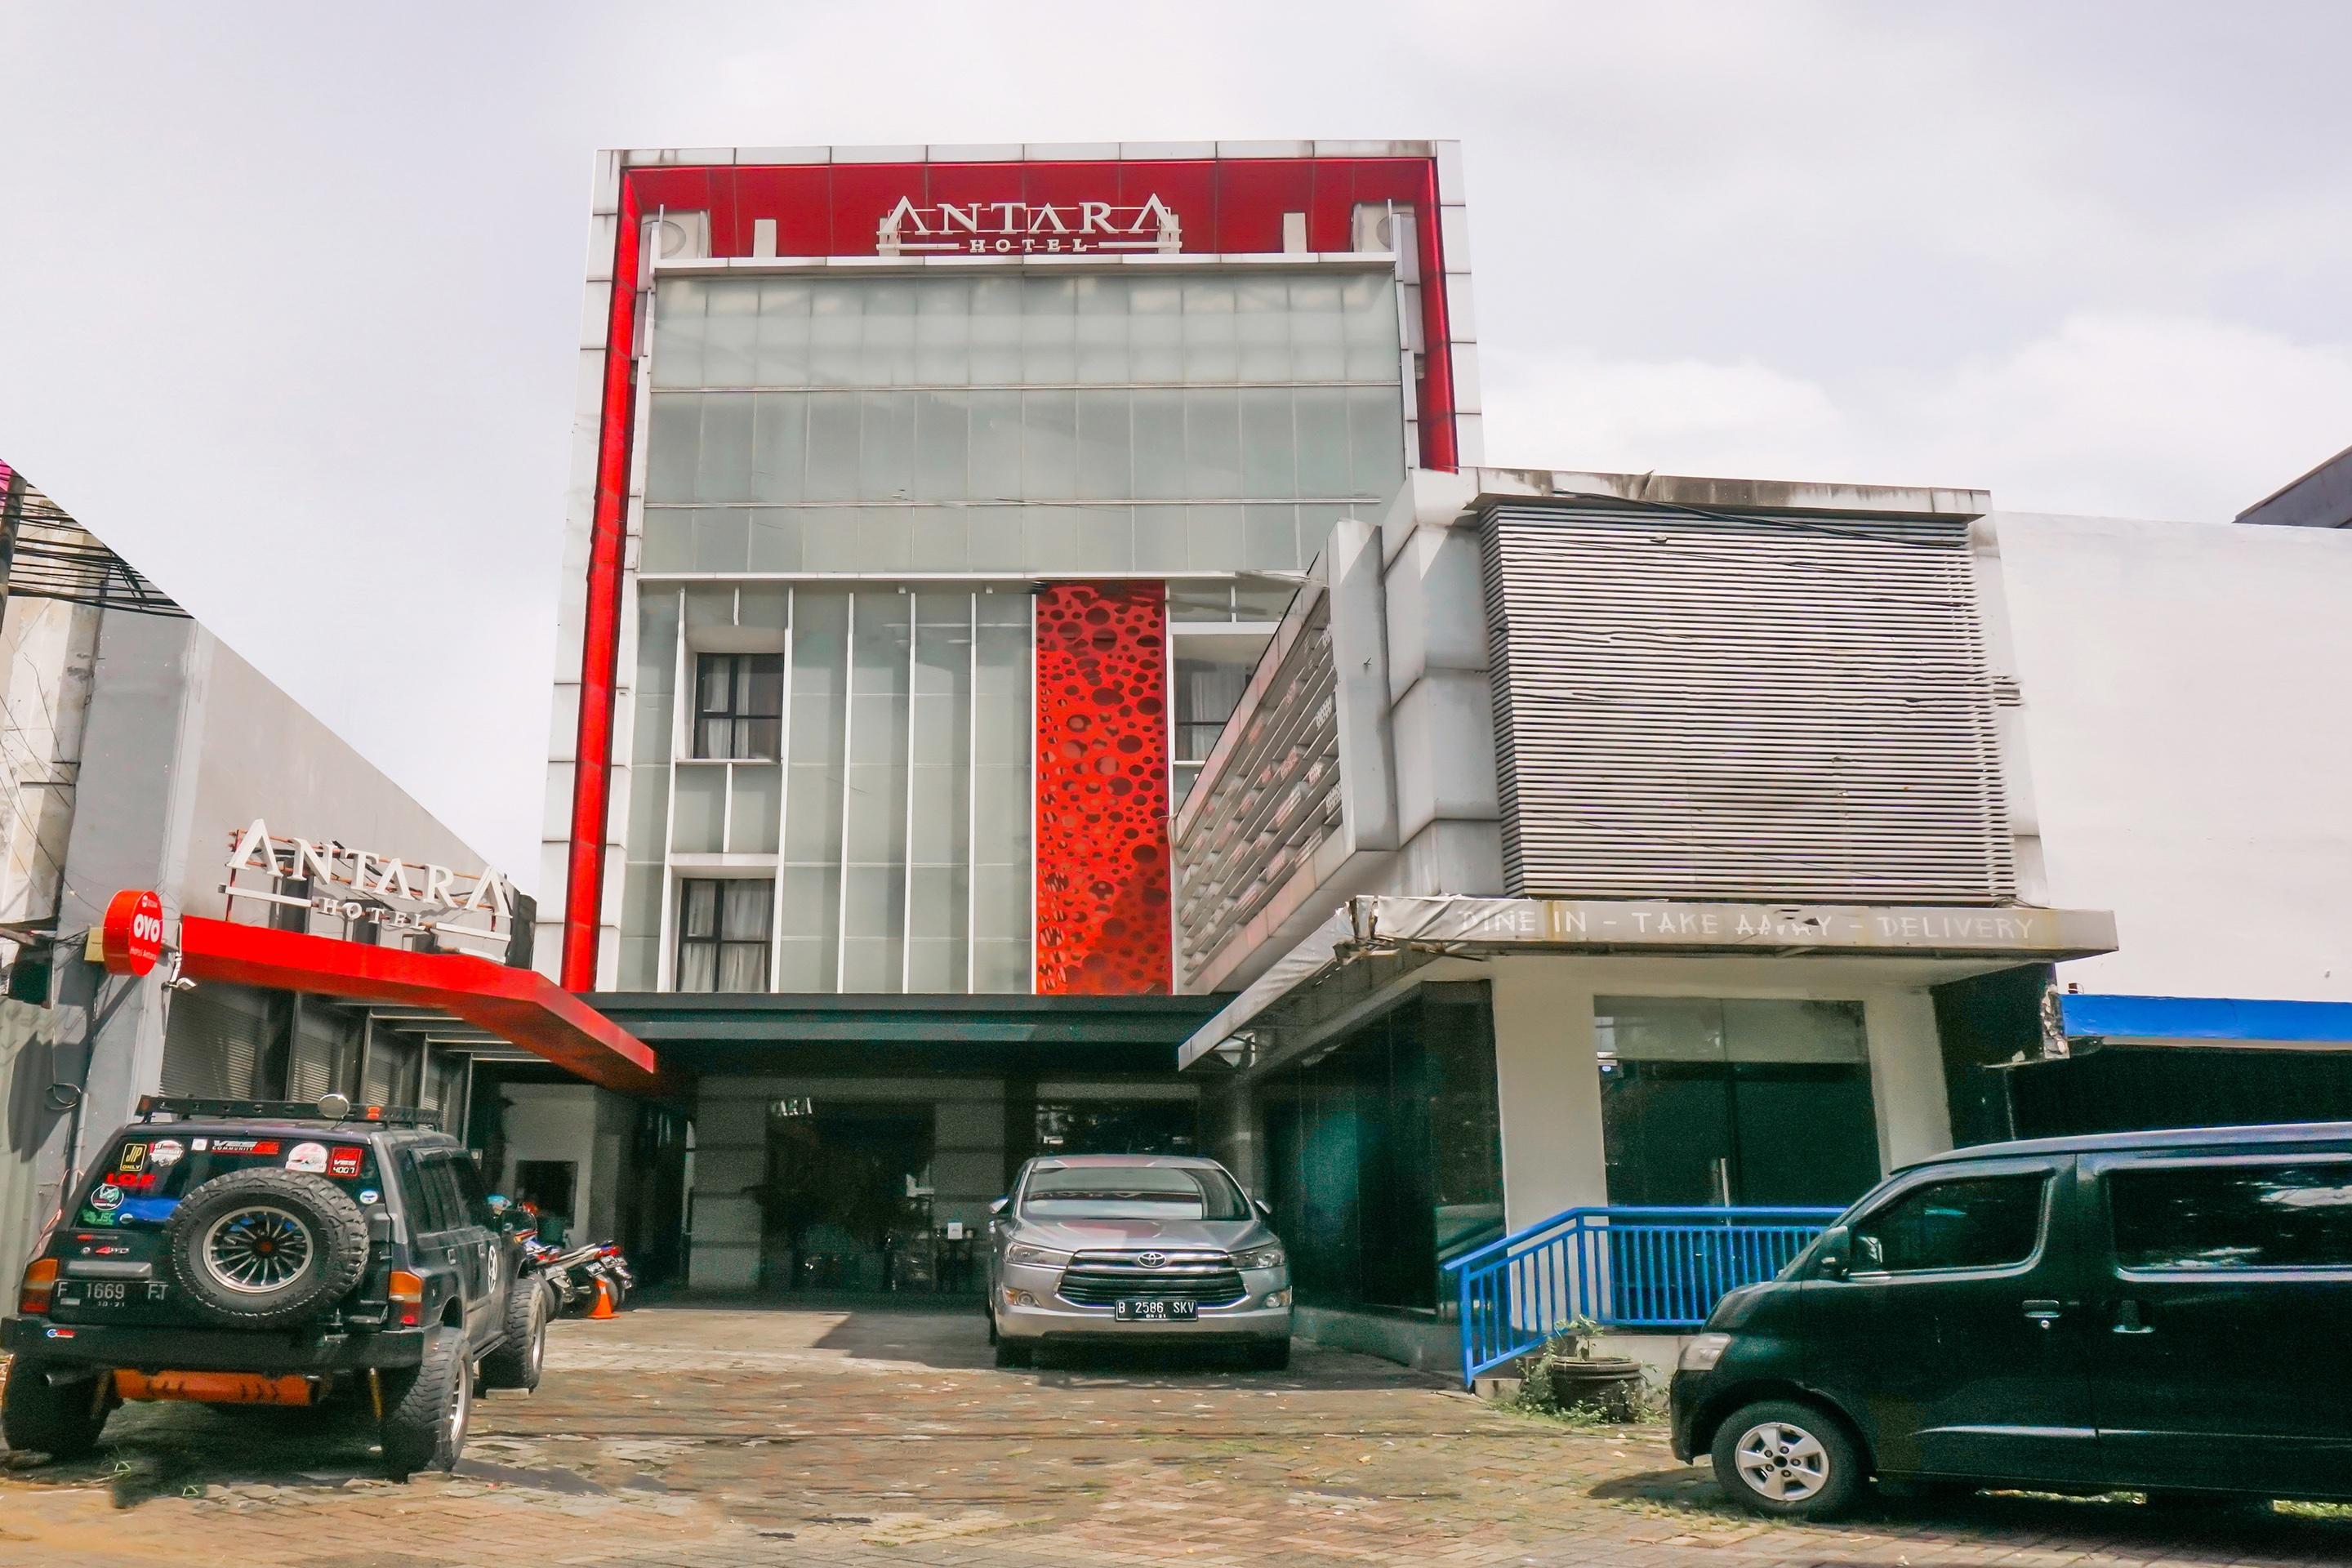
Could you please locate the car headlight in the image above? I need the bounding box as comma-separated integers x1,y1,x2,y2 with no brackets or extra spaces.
1677,1332,1732,1373
1232,1245,1285,1271
1004,1244,1071,1268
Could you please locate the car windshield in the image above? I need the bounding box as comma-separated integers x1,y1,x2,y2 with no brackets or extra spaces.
1020,1164,1250,1221
74,1132,381,1232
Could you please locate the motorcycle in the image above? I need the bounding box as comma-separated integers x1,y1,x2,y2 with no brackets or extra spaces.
524,1237,637,1316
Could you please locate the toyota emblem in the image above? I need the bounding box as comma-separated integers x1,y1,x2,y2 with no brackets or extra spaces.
1137,1251,1167,1269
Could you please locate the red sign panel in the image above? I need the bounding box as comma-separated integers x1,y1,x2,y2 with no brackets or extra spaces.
1034,583,1172,996
101,889,166,976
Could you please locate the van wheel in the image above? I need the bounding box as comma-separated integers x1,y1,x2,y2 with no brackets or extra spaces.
379,1333,471,1481
1,1356,113,1460
1712,1400,1862,1519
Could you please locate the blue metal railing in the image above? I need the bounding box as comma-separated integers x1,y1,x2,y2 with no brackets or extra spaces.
1441,1205,1841,1386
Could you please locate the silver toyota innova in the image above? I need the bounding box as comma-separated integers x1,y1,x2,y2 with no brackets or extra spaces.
986,1155,1293,1369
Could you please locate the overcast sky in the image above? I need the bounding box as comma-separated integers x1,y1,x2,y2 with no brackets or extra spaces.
4,2,2349,887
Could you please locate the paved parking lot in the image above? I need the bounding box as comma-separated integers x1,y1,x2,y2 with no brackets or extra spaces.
1,1303,2345,1567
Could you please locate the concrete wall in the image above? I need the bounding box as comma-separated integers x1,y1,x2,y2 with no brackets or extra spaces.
1998,513,2352,1004
498,1082,608,1239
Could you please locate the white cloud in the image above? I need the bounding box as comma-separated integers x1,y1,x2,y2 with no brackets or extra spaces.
1483,313,2352,521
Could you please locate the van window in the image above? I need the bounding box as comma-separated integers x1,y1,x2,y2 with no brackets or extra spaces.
1854,1173,2045,1273
2109,1161,2352,1272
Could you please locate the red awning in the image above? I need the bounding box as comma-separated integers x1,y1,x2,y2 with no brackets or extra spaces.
176,916,669,1098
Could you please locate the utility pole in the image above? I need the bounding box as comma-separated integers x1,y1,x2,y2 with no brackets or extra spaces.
0,462,24,628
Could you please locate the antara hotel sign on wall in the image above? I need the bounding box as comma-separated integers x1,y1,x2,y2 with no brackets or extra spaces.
219,819,516,952
876,195,1182,256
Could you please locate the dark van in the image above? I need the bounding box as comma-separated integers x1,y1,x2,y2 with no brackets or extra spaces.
1671,1122,2352,1517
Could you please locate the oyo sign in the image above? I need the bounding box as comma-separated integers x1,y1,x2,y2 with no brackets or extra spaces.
876,195,1182,256
101,889,167,976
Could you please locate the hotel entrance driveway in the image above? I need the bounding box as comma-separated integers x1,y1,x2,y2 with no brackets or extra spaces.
0,1303,2341,1566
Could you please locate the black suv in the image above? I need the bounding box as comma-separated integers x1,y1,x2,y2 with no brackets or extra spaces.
3,1094,549,1479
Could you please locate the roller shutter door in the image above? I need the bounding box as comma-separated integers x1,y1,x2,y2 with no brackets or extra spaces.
157,983,270,1098
1481,505,2016,905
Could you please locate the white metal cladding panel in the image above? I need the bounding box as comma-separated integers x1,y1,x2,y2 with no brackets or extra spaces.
1480,506,2016,905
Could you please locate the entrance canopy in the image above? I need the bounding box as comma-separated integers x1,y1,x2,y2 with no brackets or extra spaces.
1178,894,2118,1070
2060,992,2352,1052
177,916,669,1098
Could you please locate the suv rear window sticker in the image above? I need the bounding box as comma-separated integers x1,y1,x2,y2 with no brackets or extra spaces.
286,1142,330,1174
208,1138,281,1156
328,1146,364,1178
118,1143,148,1173
89,1183,124,1211
149,1138,185,1166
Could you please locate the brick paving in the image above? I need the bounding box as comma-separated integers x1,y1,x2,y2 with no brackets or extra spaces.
1,1303,2344,1566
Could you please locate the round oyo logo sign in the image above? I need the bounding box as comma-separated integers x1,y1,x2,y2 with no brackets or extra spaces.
101,889,166,975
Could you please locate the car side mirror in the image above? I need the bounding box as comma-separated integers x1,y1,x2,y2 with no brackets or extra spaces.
1813,1224,1851,1280
988,1196,1008,1216
1254,1198,1273,1220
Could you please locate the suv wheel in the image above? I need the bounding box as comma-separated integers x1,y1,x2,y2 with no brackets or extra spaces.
165,1167,370,1328
1712,1400,1863,1519
380,1332,472,1480
1,1356,114,1460
479,1275,550,1392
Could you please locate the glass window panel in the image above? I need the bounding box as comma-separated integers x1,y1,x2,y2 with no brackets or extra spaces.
972,939,1027,995
858,390,915,501
637,590,680,695
754,278,812,387
1183,390,1242,498
729,764,782,853
1295,503,1351,568
1076,506,1135,572
693,509,750,573
675,942,717,993
905,938,966,994
647,394,701,503
858,279,918,385
1243,505,1298,572
1855,1175,2047,1274
1294,388,1351,497
716,942,768,992
840,939,898,991
652,278,704,388
1287,276,1346,379
679,879,719,938
748,507,804,571
2110,1163,2352,1272
631,685,674,764
670,766,724,853
969,391,1022,499
804,394,859,502
913,278,972,385
907,866,968,942
1240,389,1297,499
968,276,1023,382
842,867,903,938
703,284,756,385
626,768,669,862
1022,390,1076,500
785,591,849,872
1722,1000,1869,1063
913,390,969,501
685,585,734,631
1235,278,1290,381
776,866,839,939
1134,506,1189,572
1075,275,1129,385
910,507,968,570
1181,276,1239,383
1187,504,1245,572
722,878,774,940
751,395,806,502
1348,385,1407,498
774,938,832,991
808,280,862,385
1075,390,1132,500
697,394,754,502
1129,278,1184,383
1130,389,1187,500
1019,277,1076,382
640,508,692,572
967,509,1024,570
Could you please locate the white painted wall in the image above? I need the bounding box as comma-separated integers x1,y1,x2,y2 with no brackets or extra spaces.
498,1082,604,1239
1998,512,2352,1003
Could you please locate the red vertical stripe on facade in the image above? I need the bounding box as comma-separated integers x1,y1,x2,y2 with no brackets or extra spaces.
1034,583,1172,996
561,176,644,991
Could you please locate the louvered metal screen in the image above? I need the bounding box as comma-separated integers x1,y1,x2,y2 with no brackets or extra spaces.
1480,505,2016,904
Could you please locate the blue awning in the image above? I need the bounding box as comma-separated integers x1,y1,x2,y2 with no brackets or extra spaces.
2061,993,2352,1051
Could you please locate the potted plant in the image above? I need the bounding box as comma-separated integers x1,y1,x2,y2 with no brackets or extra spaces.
1518,1316,1646,1419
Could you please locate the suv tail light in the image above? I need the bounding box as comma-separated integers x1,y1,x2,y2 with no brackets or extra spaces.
18,1257,58,1316
387,1269,424,1327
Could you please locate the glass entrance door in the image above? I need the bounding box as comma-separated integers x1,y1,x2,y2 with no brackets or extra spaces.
1594,998,1882,1209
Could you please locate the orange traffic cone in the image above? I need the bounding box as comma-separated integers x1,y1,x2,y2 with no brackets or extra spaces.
589,1276,616,1320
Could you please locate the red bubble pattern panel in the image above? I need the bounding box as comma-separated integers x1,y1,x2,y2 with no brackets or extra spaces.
1035,582,1172,996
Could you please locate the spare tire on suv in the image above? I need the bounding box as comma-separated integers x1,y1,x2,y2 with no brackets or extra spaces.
164,1166,372,1328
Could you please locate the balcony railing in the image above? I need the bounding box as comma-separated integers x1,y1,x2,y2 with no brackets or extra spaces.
1441,1205,1842,1386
